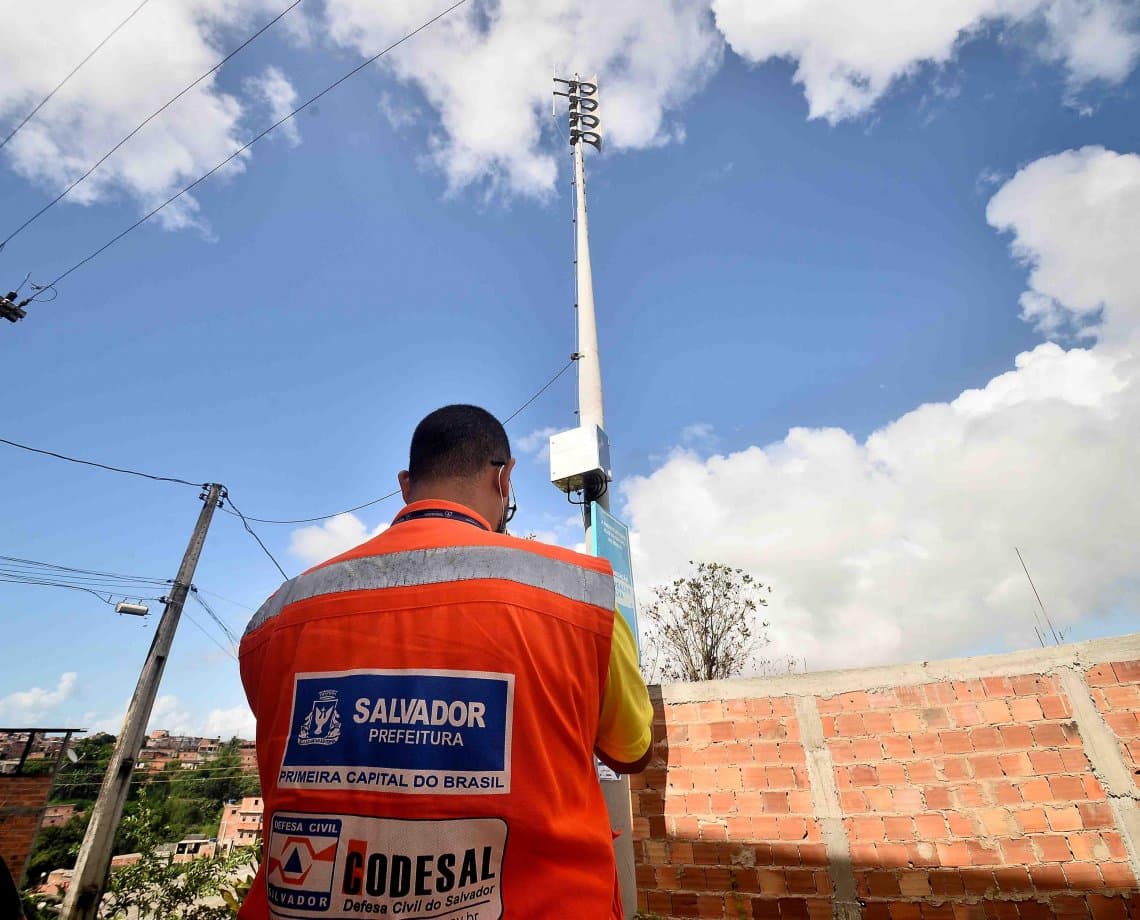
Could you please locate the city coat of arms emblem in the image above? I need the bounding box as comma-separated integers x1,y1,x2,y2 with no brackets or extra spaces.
297,689,342,746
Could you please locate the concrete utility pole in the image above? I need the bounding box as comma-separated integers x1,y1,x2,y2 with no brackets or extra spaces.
552,75,637,920
62,483,223,920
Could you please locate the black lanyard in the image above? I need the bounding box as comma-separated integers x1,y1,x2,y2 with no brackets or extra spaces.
391,508,490,531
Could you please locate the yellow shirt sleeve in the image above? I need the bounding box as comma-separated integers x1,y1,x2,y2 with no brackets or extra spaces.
595,611,653,765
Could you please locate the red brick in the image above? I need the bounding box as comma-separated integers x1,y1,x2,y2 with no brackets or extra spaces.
851,739,884,761
1100,861,1137,888
1088,894,1128,920
941,731,974,754
1000,724,1034,748
1033,834,1073,862
862,711,894,733
883,735,914,759
1060,748,1090,772
997,835,1035,865
992,867,1031,891
1041,773,1084,801
1011,674,1053,696
979,699,1012,722
982,676,1014,697
893,788,925,811
1009,698,1044,721
883,817,915,840
912,732,944,756
850,817,885,841
1111,660,1140,682
935,841,970,867
1077,801,1114,828
1104,712,1138,736
1038,694,1072,719
1032,722,1081,747
1015,807,1049,833
1029,864,1067,890
891,711,923,732
997,752,1033,775
1026,749,1065,774
979,807,1015,835
948,813,977,836
949,703,983,726
992,781,1021,805
915,814,949,839
924,786,952,809
1085,663,1117,686
970,755,1004,778
1062,861,1103,888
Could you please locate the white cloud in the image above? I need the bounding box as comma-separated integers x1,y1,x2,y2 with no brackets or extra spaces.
0,0,298,229
85,694,254,739
324,0,723,196
986,146,1140,340
624,147,1140,673
0,672,77,722
517,425,559,462
202,704,256,740
378,91,421,131
245,65,300,146
711,0,1140,123
680,422,717,448
5,1,1136,212
288,513,388,566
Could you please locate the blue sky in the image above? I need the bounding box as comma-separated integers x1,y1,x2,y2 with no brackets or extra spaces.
1,0,1138,736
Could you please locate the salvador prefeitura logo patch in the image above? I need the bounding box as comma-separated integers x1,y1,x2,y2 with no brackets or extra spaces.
279,669,515,795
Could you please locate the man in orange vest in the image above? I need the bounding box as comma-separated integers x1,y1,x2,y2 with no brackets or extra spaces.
239,405,653,920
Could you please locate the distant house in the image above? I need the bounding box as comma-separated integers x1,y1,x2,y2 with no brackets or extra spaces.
173,835,216,863
40,804,76,829
217,797,264,851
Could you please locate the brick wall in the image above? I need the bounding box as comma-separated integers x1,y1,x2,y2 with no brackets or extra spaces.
0,773,54,885
634,633,1140,919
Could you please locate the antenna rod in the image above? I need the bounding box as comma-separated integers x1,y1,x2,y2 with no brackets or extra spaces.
1015,546,1061,646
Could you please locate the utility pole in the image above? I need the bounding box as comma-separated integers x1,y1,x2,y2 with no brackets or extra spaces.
551,75,637,920
61,483,224,920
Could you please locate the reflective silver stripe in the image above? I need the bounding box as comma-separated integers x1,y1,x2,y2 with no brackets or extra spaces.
244,544,615,637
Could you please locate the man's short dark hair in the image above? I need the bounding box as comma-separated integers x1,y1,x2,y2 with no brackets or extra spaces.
409,405,511,482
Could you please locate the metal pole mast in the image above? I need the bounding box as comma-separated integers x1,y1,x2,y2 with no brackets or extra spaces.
557,74,637,920
61,483,224,920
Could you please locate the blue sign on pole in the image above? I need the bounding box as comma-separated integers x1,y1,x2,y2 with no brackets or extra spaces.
590,502,639,652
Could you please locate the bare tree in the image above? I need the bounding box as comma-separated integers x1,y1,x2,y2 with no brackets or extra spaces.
641,561,777,683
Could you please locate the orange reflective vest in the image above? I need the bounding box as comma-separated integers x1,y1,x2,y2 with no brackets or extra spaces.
238,500,624,920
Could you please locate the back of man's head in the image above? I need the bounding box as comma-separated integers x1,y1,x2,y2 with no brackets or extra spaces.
408,405,510,483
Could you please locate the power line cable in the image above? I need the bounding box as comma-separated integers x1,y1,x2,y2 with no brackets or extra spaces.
0,0,153,153
193,586,256,613
0,554,169,584
182,607,238,661
219,489,402,526
190,588,239,646
54,761,256,783
0,577,157,607
501,357,575,425
222,490,288,580
33,0,472,291
0,0,303,251
0,436,202,487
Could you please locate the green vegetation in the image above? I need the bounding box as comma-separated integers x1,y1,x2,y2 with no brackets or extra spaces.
25,736,259,887
27,810,258,919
